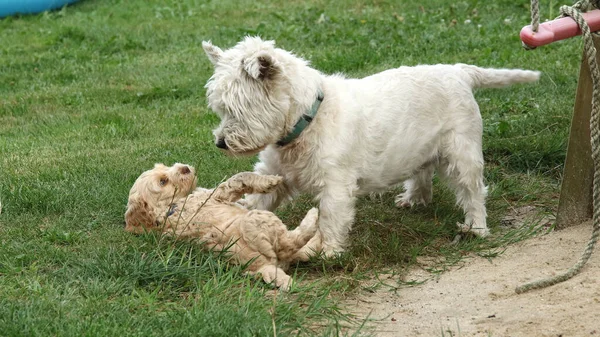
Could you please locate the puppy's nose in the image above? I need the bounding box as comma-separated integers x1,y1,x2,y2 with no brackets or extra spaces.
216,138,228,150
179,166,191,174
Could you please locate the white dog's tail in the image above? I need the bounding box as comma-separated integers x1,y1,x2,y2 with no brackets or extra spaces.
459,64,541,89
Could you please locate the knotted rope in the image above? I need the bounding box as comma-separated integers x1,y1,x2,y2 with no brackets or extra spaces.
516,0,600,294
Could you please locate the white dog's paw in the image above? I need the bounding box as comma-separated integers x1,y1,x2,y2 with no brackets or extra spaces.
395,195,413,208
321,242,345,258
395,192,429,208
456,222,490,237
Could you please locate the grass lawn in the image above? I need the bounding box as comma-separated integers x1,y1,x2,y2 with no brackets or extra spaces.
0,0,582,335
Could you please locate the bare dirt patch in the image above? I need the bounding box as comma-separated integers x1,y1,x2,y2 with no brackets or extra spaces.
347,221,600,336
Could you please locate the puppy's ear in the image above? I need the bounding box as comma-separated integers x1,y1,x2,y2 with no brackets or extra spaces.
124,196,157,234
202,41,223,66
243,52,280,81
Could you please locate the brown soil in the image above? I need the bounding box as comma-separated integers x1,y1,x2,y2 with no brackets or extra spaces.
347,221,600,336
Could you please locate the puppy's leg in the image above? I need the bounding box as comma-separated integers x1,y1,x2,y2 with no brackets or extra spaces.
289,208,319,244
213,172,283,203
318,183,357,255
243,182,292,211
251,265,293,291
244,162,293,211
292,231,322,261
243,254,292,290
395,164,435,208
278,208,319,261
441,133,489,237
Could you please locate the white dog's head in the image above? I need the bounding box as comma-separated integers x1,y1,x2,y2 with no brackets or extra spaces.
125,163,197,233
202,36,321,155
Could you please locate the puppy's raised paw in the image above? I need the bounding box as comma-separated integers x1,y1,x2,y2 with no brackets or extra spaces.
264,175,283,190
252,175,283,194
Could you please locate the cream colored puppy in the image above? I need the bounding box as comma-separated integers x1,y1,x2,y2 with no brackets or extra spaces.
125,163,319,290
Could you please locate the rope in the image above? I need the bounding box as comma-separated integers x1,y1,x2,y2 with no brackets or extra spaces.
516,0,600,294
524,0,541,50
530,0,540,33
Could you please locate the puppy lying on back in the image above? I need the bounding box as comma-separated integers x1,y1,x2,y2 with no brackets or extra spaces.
125,163,319,290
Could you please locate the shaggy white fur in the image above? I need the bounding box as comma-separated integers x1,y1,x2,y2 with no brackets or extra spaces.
202,36,540,255
125,163,319,290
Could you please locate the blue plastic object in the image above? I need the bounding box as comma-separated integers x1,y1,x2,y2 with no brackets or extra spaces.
0,0,82,18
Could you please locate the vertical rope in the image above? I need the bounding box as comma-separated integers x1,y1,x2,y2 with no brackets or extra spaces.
516,0,600,294
531,0,540,32
524,0,541,50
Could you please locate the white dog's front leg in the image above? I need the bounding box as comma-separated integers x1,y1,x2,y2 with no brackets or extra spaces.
317,185,356,255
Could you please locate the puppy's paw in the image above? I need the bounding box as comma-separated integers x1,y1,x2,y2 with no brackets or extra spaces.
262,175,283,191
305,207,319,218
235,198,250,208
300,208,319,230
292,230,322,261
249,175,283,194
258,265,293,291
275,274,293,291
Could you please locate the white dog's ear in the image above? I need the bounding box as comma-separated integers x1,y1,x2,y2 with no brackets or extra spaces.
124,196,157,234
243,52,280,81
202,41,223,66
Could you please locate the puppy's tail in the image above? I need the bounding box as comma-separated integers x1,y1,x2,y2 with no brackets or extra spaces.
459,64,541,89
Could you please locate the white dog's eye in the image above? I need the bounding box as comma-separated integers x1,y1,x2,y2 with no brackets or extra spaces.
159,178,168,186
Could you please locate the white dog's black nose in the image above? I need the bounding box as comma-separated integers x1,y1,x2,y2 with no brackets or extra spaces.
216,138,228,150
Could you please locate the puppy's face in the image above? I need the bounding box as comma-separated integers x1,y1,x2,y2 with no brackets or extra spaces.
125,163,197,233
203,37,292,155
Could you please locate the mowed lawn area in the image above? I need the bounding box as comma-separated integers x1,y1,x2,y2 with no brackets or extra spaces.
0,0,582,336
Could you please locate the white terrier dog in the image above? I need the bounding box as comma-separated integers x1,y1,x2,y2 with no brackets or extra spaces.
202,36,540,255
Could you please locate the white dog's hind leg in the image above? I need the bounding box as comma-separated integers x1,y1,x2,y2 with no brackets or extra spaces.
441,135,489,237
396,164,435,208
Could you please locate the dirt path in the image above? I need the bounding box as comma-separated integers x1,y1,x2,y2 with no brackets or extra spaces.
348,221,600,336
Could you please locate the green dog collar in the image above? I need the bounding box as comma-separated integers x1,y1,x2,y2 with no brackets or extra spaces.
277,90,324,147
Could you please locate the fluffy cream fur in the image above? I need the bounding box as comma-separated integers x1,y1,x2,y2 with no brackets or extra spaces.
202,36,541,255
125,163,319,290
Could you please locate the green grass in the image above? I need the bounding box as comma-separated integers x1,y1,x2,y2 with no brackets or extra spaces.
0,0,582,335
